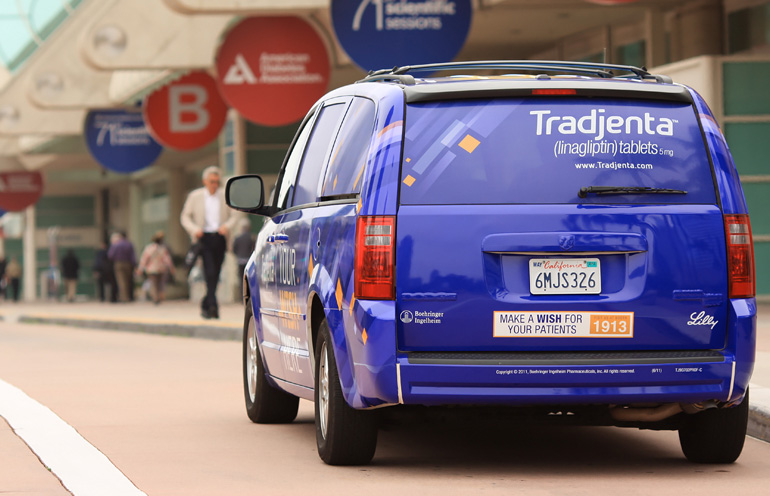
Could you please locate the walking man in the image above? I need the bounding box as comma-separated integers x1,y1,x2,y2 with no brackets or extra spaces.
180,166,238,319
108,231,136,302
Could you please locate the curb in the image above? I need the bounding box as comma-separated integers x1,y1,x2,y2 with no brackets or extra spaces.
16,314,241,342
749,385,770,443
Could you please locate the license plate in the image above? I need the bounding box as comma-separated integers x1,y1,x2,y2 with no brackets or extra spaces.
529,258,601,295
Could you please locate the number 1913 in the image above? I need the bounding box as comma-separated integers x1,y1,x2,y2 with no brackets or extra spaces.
589,315,631,335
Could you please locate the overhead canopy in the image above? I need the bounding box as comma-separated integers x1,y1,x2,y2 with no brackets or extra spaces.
0,0,82,75
0,0,699,172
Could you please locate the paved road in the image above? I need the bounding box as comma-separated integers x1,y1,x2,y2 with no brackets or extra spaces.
2,320,770,495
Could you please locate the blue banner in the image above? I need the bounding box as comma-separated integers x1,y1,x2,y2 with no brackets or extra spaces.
331,0,472,72
84,109,163,174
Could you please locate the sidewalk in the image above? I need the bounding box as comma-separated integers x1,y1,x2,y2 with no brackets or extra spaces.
1,298,769,444
0,300,242,341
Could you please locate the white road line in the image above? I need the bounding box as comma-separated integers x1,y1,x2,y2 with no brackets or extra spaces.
0,379,146,496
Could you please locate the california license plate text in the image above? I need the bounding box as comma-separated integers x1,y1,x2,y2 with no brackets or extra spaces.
529,258,601,295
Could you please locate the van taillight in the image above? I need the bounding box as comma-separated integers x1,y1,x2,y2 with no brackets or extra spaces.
355,216,395,300
725,214,755,299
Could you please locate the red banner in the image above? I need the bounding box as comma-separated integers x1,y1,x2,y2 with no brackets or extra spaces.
215,17,330,126
0,171,44,212
143,71,228,151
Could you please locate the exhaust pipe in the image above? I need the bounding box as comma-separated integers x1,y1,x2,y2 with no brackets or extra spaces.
610,403,682,422
609,401,719,422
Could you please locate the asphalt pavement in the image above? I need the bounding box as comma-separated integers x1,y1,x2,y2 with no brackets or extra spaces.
1,298,769,444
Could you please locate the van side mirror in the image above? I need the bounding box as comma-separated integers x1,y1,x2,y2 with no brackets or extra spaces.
225,175,277,217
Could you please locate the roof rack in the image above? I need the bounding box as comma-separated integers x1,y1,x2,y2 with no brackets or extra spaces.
358,60,673,84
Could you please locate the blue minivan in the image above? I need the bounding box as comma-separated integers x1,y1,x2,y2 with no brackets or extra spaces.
226,61,756,466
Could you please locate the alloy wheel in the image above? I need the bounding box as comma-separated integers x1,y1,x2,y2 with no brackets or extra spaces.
246,314,258,403
318,341,330,439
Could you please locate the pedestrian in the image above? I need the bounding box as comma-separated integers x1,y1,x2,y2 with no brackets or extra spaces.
108,231,137,302
180,165,238,319
92,241,114,302
5,256,21,302
61,249,80,302
136,231,175,305
0,256,6,300
232,219,255,296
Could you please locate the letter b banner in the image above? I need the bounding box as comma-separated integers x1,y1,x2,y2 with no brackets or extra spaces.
143,71,228,151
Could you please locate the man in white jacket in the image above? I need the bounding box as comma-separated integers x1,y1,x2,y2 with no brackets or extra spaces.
180,166,238,319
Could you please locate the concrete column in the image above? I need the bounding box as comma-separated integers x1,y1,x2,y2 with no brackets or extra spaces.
94,189,104,243
129,181,142,246
219,109,246,303
234,111,247,176
671,0,724,61
23,207,36,301
645,7,667,69
167,168,186,255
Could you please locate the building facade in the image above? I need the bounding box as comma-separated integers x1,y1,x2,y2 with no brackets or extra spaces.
0,0,769,300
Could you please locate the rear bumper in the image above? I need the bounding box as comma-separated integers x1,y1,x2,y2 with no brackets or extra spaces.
397,351,737,406
350,299,755,409
390,299,756,407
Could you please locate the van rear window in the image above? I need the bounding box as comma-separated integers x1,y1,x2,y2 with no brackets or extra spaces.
400,98,716,205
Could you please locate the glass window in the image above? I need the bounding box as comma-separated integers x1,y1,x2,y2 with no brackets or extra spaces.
321,98,376,198
615,40,646,68
291,102,347,207
276,115,315,210
723,61,770,116
579,53,604,64
728,3,770,54
0,0,83,72
400,98,716,205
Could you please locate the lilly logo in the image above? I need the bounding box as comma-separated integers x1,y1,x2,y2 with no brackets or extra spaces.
353,0,457,32
687,311,718,330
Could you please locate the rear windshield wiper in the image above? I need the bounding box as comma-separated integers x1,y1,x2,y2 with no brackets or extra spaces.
578,186,688,198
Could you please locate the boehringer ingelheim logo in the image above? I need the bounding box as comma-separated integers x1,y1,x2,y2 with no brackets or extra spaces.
400,310,414,324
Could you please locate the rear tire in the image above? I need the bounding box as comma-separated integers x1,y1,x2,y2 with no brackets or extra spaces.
678,388,749,464
243,305,299,423
314,317,378,465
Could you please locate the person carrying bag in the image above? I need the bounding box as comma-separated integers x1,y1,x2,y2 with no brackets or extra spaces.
136,231,175,305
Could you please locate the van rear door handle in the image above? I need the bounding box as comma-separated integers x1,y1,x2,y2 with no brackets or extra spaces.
481,232,647,253
268,233,289,244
